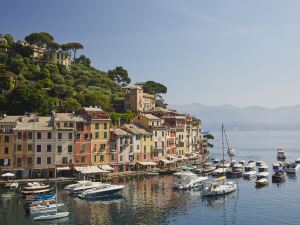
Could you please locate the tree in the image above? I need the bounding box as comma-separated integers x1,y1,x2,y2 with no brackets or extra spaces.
46,42,60,52
75,54,91,67
61,42,83,60
143,81,167,95
108,66,131,86
8,55,25,74
61,98,81,112
3,34,14,44
11,42,33,57
24,32,54,59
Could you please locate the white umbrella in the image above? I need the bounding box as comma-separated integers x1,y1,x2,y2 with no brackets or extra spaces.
1,172,15,177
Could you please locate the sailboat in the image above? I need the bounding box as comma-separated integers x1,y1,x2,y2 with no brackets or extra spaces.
202,124,238,196
33,167,69,221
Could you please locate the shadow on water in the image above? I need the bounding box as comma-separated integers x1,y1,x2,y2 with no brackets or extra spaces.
34,217,70,225
81,194,123,202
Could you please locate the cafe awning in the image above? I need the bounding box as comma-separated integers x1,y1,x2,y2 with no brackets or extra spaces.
98,165,114,171
137,161,157,166
57,166,71,171
75,166,109,174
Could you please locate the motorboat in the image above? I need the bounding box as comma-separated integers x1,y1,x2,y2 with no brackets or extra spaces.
30,202,64,214
272,162,281,170
277,149,286,160
78,185,124,200
67,181,106,195
239,160,245,165
34,212,70,221
258,164,268,172
295,158,300,164
26,193,55,202
226,164,243,178
243,171,256,179
146,172,160,176
256,161,265,166
228,148,235,157
23,182,50,191
257,172,269,180
255,178,268,187
173,172,208,190
244,164,255,172
202,177,237,196
64,180,91,191
21,187,54,196
272,169,286,182
5,182,19,189
284,162,299,174
213,159,221,164
212,168,229,177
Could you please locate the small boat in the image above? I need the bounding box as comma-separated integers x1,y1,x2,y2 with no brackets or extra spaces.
26,193,55,202
284,162,299,174
239,160,245,165
258,164,268,172
212,168,229,177
226,164,243,178
244,164,255,172
213,159,221,164
146,172,159,176
277,149,286,160
255,178,268,187
23,182,50,191
257,172,269,180
256,161,265,166
228,148,235,157
79,185,124,200
203,163,216,174
272,169,286,182
5,182,19,189
34,212,70,221
202,177,237,196
30,202,64,214
21,187,54,196
67,181,106,195
295,158,300,164
272,162,281,170
243,171,257,179
173,172,208,190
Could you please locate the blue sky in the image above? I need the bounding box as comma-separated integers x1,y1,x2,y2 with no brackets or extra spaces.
1,0,300,107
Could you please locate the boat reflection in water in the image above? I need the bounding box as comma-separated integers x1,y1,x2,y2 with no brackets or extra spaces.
203,191,238,209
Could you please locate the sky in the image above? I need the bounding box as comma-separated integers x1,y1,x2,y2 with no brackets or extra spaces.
1,0,300,108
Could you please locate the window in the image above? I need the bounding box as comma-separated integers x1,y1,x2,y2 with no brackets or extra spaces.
104,132,108,139
4,147,8,154
155,142,157,148
111,154,115,160
28,132,32,139
95,132,99,139
144,145,146,153
56,122,60,128
17,144,22,151
150,136,152,141
28,144,32,151
150,145,153,151
68,145,72,153
100,155,104,161
37,157,41,164
47,157,51,164
37,132,41,139
120,155,123,161
81,144,86,153
76,133,80,139
27,157,32,165
137,145,139,150
58,133,62,140
36,145,41,152
104,123,107,130
17,132,22,139
136,135,140,140
4,136,9,143
57,145,62,153
17,157,21,166
64,122,68,128
162,131,165,137
81,156,85,163
95,123,99,129
162,150,164,156
68,133,72,140
47,132,52,139
144,154,146,160
62,157,68,164
84,133,88,140
144,135,146,141
94,155,96,162
154,131,157,137
69,122,73,128
162,141,164,148
47,145,51,152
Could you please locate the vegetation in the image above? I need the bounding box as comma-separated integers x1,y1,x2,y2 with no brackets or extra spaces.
0,32,167,117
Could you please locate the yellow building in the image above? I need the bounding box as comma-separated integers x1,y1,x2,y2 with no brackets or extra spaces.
81,107,110,165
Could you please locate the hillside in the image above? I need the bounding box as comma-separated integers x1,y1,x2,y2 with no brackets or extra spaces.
172,103,300,131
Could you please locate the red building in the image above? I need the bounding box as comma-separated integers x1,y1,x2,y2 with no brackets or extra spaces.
74,120,92,166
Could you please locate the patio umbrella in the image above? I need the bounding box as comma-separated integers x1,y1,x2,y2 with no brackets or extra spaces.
1,172,15,178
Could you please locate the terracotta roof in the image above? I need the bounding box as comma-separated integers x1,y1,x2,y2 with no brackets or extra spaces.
54,113,83,122
111,128,131,136
142,114,161,120
0,116,22,123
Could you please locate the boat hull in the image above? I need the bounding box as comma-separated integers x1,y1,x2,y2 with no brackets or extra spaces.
79,186,123,200
34,212,69,221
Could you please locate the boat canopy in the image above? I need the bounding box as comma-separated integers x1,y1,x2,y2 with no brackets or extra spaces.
215,176,225,181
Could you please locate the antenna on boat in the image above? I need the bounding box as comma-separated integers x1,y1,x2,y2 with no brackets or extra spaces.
222,124,225,185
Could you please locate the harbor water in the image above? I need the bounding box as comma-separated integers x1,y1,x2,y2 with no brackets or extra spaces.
1,130,300,225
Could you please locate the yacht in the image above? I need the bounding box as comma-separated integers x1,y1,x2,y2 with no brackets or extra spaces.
78,184,124,200
257,172,269,180
173,172,208,190
202,163,216,174
239,160,245,165
284,162,299,174
277,149,286,160
272,162,281,170
29,202,64,214
295,158,300,164
272,169,286,182
255,178,268,187
212,168,229,177
23,182,50,191
258,164,268,172
243,171,256,179
202,177,237,196
67,181,107,195
226,163,243,178
244,164,255,172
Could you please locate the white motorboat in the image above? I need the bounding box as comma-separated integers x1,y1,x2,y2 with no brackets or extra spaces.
295,158,300,164
243,171,256,179
212,168,229,177
284,162,299,174
34,212,70,221
202,177,237,196
255,178,268,187
173,172,208,190
30,202,64,214
244,164,255,172
258,164,268,172
64,180,91,191
256,161,265,166
23,182,50,191
277,149,286,159
239,160,245,165
228,148,235,157
272,162,281,170
68,181,106,195
257,172,269,179
79,184,124,200
203,163,216,174
5,182,19,189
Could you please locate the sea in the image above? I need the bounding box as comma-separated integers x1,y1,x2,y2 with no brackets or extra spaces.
1,130,300,225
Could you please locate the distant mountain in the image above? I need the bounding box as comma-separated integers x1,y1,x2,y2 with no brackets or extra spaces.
171,103,300,131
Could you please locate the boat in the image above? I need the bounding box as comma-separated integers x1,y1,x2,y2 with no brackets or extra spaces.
21,187,54,196
203,163,216,174
202,125,237,197
243,171,256,179
5,182,19,189
34,212,70,221
78,184,124,200
272,162,281,170
244,164,255,172
64,180,91,190
239,160,245,165
295,158,300,164
33,167,69,221
213,159,221,164
257,172,269,180
212,168,229,177
30,202,64,214
146,172,159,176
228,148,235,157
26,193,56,202
272,169,286,182
173,172,208,190
284,162,299,174
67,181,106,195
277,149,286,160
258,164,268,172
255,178,268,187
226,164,243,178
23,182,50,190
256,161,265,166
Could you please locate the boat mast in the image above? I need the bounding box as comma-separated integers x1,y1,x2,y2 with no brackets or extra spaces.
224,128,232,162
55,166,57,214
222,124,225,185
